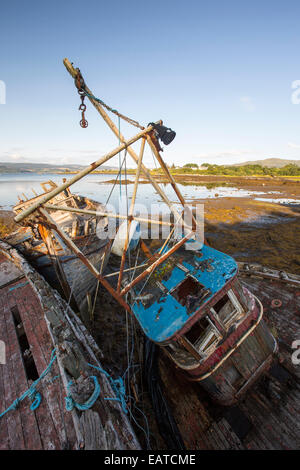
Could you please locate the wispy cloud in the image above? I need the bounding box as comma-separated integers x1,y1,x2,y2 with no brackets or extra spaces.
196,149,254,162
0,147,105,165
288,142,300,149
240,96,255,112
0,150,27,162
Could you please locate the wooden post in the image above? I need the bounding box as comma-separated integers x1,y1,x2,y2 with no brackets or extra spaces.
120,231,193,296
117,137,146,293
158,226,175,255
147,134,199,233
38,208,133,314
43,204,174,227
63,58,184,225
38,223,76,306
14,125,154,223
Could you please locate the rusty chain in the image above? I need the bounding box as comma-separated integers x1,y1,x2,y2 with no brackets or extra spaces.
74,68,144,130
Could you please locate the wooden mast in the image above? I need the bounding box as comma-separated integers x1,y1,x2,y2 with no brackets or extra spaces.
12,58,203,315
117,137,146,293
62,58,185,226
14,124,154,223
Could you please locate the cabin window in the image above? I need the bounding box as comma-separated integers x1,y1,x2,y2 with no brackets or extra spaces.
164,289,247,366
184,315,221,355
170,275,210,314
185,316,210,344
171,275,206,307
179,290,245,359
211,289,244,328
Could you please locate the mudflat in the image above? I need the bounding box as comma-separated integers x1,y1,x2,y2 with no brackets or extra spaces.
2,175,300,274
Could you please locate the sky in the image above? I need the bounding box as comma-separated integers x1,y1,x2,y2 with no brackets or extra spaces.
1,0,300,168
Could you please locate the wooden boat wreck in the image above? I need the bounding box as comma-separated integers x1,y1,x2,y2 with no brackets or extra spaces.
133,244,277,406
152,263,300,449
7,58,299,449
0,240,140,450
5,180,110,319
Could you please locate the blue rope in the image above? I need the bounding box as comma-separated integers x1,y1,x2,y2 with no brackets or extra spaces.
81,90,143,129
65,365,127,414
0,348,127,417
87,363,128,414
30,392,42,411
65,376,101,411
81,90,117,112
0,348,57,419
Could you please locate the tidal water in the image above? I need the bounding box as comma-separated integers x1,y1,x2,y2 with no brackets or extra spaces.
0,173,266,212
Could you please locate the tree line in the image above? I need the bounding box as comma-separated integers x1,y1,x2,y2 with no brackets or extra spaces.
152,163,300,176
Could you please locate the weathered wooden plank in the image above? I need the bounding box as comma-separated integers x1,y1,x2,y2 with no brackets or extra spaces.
14,288,68,449
217,418,244,450
0,241,140,450
1,293,27,449
0,297,10,450
25,301,76,448
22,290,76,447
4,288,44,450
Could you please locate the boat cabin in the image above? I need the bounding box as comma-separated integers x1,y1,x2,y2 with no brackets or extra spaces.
130,243,277,405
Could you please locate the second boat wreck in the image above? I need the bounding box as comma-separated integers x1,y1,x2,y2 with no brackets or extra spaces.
0,240,140,450
5,180,110,319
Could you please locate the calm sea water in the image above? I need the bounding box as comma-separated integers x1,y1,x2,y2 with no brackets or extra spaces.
0,172,265,212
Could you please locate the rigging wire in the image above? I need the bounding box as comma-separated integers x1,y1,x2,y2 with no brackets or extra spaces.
80,88,144,130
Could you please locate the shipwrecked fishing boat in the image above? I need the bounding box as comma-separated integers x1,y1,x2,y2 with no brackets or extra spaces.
0,240,139,450
5,180,110,318
11,58,279,409
135,244,277,406
153,263,300,449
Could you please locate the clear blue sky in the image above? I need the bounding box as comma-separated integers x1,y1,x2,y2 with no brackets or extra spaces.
1,0,300,168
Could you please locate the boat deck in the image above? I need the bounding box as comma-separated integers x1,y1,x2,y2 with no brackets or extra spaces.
158,273,300,449
131,244,238,343
0,254,76,449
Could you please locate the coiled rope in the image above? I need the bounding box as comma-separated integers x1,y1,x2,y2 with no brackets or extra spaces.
87,363,128,414
65,365,128,413
65,375,101,411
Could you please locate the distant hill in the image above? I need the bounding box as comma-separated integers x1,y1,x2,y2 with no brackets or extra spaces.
0,162,117,173
231,158,300,168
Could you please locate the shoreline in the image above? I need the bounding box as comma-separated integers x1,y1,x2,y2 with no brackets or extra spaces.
2,198,300,275
1,175,300,274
